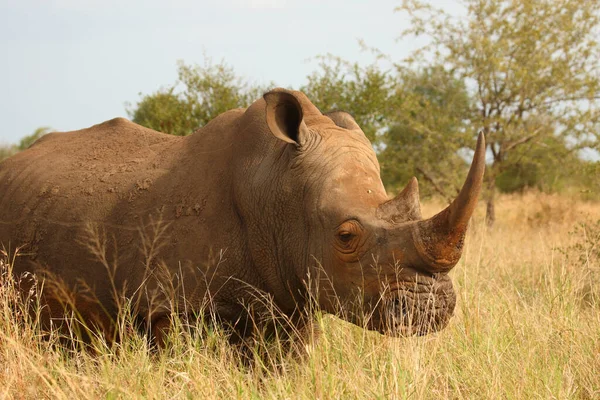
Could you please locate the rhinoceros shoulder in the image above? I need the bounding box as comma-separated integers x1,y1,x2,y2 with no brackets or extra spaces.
84,117,179,144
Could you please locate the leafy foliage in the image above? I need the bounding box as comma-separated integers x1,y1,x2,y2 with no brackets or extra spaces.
577,161,600,200
495,135,581,193
301,55,398,143
18,126,53,150
128,59,267,136
127,89,192,136
381,66,473,198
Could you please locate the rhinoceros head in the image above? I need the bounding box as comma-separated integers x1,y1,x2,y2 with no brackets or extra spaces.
235,88,484,337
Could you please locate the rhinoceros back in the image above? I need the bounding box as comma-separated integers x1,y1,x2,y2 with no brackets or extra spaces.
0,118,181,285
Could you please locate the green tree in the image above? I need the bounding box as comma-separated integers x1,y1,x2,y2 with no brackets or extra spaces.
129,58,266,135
399,0,600,224
381,66,473,199
495,134,581,193
18,126,53,150
578,160,600,199
301,55,399,143
127,89,193,136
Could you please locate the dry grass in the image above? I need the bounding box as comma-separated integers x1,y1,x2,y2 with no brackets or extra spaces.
1,192,599,399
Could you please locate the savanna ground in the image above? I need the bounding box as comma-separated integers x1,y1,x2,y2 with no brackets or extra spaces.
1,192,599,399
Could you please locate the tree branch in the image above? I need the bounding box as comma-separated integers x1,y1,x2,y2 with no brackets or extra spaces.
524,95,600,112
416,167,455,202
504,130,542,152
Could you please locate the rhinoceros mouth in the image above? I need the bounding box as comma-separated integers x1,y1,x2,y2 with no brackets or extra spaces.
370,274,456,336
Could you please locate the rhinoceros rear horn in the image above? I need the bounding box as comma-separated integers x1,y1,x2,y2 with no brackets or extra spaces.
411,132,486,272
264,88,310,146
377,177,422,223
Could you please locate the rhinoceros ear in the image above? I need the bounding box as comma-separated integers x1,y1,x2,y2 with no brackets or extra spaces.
264,88,310,146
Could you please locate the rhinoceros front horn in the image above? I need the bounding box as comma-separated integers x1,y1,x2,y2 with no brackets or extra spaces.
410,132,486,272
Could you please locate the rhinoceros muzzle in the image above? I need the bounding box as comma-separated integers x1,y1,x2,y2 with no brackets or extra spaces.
377,275,456,336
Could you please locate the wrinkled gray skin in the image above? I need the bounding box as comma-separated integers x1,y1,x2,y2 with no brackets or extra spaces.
0,88,484,345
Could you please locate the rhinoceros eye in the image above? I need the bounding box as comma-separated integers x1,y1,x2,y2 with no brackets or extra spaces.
335,220,363,255
338,231,354,243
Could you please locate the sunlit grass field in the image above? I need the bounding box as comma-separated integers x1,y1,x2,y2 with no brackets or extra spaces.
1,192,599,399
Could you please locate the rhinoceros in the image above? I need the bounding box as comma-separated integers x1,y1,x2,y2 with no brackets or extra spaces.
0,88,484,347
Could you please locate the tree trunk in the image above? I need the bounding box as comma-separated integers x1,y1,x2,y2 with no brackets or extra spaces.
485,193,495,227
485,177,496,227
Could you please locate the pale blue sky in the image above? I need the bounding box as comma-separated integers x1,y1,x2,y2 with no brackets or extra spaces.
1,0,456,144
